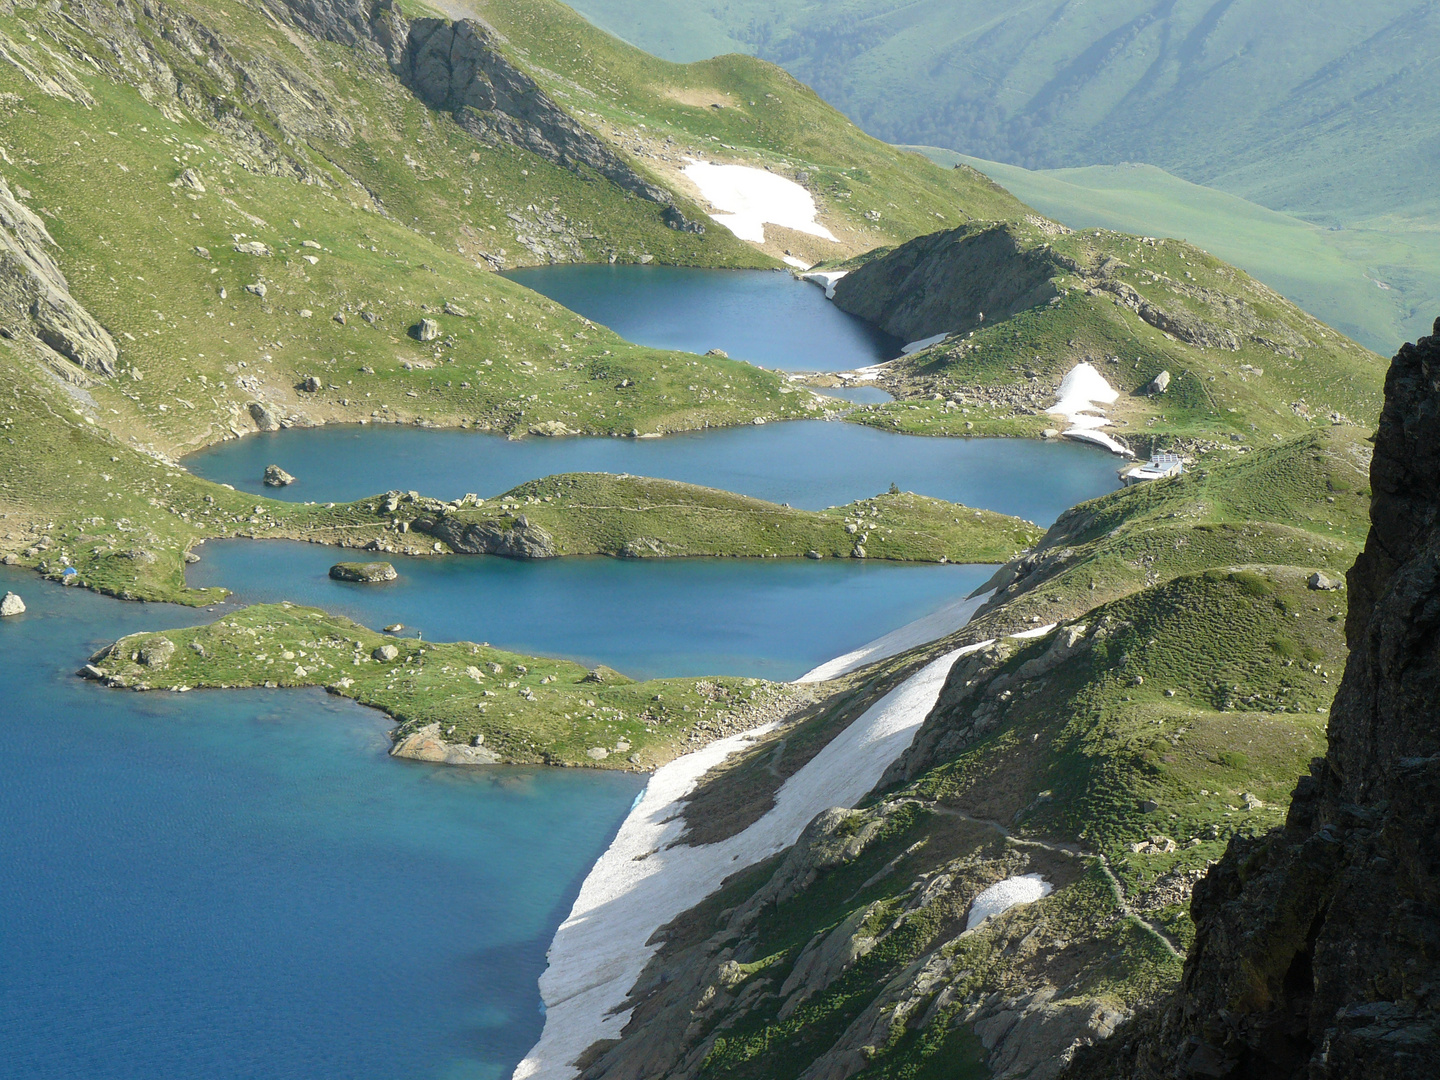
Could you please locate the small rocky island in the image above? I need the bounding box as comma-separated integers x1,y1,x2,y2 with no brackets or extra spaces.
329,561,398,583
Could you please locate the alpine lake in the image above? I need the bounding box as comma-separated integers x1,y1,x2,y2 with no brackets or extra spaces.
1,267,1122,1079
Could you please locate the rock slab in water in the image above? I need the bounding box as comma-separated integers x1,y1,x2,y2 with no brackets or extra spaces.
0,591,24,616
263,464,296,487
391,722,499,765
330,561,397,583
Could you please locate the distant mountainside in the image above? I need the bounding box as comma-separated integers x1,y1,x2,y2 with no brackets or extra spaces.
911,151,1440,356
566,0,1440,229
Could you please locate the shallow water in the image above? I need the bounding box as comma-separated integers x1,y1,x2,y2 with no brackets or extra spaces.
0,571,642,1080
186,421,1121,527
504,264,901,371
191,540,995,682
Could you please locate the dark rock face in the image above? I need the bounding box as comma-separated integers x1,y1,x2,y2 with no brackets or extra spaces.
0,174,116,380
397,18,698,228
831,224,1062,342
267,1,702,229
1067,320,1440,1080
415,513,559,559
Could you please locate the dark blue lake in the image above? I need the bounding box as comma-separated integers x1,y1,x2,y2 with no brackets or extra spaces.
0,570,642,1080
186,421,1121,527
190,541,995,682
503,265,901,371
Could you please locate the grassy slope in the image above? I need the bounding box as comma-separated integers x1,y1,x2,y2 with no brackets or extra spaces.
446,0,1026,259
0,0,1025,603
586,428,1367,1078
87,601,805,769
852,221,1387,450
906,151,1440,356
561,0,1440,228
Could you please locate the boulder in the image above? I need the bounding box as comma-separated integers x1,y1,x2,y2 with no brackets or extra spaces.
299,375,322,393
1147,370,1171,395
263,464,296,487
443,301,468,316
1309,570,1343,590
0,591,24,616
244,281,267,298
415,317,440,342
372,643,399,662
173,168,206,192
329,561,398,583
233,240,271,256
391,721,499,765
706,348,729,358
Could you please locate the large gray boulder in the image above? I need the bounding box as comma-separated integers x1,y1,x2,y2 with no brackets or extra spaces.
263,464,296,487
0,591,24,616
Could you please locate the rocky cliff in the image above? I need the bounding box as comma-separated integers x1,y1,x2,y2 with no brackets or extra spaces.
1067,319,1440,1079
272,0,701,228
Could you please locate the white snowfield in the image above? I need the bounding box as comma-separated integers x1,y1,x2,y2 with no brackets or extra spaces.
1046,362,1132,457
965,873,1054,931
682,160,839,245
514,641,984,1080
802,269,848,298
902,331,951,355
798,590,995,683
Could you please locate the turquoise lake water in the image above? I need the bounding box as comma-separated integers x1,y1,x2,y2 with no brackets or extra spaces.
503,265,901,371
186,421,1121,527
0,570,643,1080
5,265,1124,1079
190,541,995,681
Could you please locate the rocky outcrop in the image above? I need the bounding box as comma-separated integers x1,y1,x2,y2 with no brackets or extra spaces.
390,721,499,765
395,17,699,229
0,174,116,380
413,512,559,558
831,223,1062,342
1093,277,1240,351
1067,319,1440,1080
329,561,397,582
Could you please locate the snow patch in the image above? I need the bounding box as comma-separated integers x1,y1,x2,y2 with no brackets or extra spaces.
514,647,970,1080
782,255,813,270
802,270,848,299
966,874,1053,931
1009,623,1058,640
798,591,994,682
902,332,950,355
683,160,838,245
1045,362,1132,458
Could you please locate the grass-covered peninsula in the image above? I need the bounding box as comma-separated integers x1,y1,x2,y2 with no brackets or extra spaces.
85,601,814,770
295,473,1042,563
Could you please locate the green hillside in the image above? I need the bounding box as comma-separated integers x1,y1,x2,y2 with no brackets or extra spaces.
908,151,1440,356
566,0,1439,229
